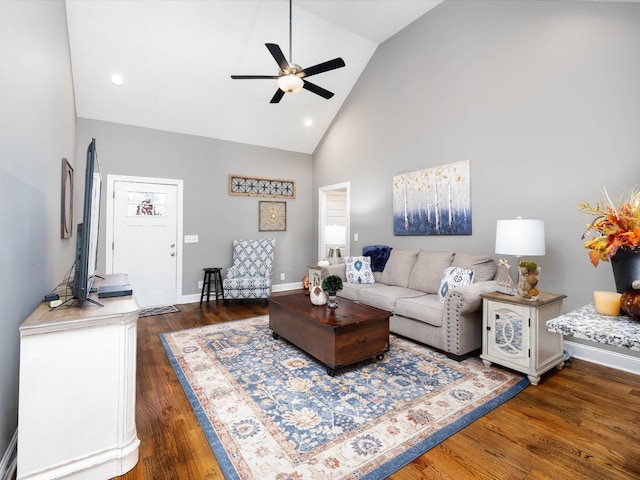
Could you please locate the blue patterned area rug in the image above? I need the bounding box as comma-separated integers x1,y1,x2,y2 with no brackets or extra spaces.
160,315,528,479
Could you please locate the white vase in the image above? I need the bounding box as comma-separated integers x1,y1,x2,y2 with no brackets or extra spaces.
310,286,327,306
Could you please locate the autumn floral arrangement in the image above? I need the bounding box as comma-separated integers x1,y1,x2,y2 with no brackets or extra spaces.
576,186,640,267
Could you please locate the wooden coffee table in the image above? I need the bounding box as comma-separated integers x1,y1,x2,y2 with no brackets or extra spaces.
269,292,390,376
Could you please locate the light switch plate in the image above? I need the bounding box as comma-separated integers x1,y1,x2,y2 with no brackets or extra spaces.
184,235,199,243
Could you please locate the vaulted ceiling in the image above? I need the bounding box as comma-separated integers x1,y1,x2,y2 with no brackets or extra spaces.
65,0,442,154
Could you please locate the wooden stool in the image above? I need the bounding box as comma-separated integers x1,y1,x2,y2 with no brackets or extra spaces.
200,267,224,306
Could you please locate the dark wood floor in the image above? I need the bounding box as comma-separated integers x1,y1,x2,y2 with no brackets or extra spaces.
116,298,640,480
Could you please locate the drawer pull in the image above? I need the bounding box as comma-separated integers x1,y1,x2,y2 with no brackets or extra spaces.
357,336,367,344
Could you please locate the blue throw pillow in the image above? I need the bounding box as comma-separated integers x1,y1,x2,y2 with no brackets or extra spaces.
438,267,474,303
345,256,375,284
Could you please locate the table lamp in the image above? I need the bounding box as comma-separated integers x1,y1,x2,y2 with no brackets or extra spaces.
325,225,346,265
495,217,546,300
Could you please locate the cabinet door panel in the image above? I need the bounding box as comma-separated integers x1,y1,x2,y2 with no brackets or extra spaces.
487,303,530,368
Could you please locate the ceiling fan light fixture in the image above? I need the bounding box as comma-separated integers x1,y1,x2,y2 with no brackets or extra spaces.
277,74,303,93
230,0,345,103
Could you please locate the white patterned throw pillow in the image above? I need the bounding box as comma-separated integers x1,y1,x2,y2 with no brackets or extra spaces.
438,266,474,303
345,256,375,284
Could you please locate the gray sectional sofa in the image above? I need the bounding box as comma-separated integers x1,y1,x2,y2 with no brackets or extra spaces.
322,249,497,360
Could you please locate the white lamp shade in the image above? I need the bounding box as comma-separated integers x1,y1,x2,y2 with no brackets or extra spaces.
277,74,303,93
325,224,346,246
495,218,546,256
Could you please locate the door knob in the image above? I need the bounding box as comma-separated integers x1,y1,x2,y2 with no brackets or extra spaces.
170,243,175,248
170,252,176,257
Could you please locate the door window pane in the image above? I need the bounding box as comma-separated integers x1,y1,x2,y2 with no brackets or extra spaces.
127,191,166,216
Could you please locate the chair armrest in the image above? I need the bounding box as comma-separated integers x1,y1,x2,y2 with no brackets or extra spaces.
226,266,238,279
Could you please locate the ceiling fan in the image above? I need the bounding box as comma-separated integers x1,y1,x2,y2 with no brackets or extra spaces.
230,0,346,104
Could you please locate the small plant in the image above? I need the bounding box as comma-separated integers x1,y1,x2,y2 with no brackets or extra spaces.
321,275,343,293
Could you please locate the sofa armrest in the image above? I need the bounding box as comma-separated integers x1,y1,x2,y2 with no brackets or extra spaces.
321,263,347,281
441,281,497,358
443,281,497,315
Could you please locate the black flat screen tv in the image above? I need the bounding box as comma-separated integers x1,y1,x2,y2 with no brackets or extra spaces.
64,138,103,307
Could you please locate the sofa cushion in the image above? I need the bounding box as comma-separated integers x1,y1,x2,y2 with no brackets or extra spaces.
338,282,381,301
394,294,444,327
452,252,497,282
379,249,419,287
407,251,455,294
344,256,375,284
358,285,425,311
437,266,474,303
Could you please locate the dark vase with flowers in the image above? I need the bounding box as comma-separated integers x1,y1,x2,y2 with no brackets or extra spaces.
610,249,640,294
577,186,640,296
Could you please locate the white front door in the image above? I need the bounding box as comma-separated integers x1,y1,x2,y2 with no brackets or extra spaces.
108,178,180,307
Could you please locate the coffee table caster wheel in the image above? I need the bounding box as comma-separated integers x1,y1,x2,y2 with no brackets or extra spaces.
326,367,335,377
272,331,279,340
376,354,384,361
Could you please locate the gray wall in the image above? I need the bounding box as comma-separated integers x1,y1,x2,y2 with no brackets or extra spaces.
76,119,313,297
0,0,77,461
1,0,639,463
314,0,640,313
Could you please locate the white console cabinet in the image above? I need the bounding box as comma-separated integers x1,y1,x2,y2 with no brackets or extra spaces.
17,283,140,480
480,291,566,385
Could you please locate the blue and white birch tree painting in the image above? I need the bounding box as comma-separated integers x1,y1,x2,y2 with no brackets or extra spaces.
393,160,471,235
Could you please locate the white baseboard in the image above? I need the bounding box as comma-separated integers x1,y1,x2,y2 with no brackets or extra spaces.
1,429,17,480
272,282,301,292
564,340,640,375
179,282,300,305
180,293,201,304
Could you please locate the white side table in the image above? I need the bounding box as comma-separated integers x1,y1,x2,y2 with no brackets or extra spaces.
480,291,566,385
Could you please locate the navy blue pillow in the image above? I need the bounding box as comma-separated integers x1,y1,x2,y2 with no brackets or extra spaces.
362,245,393,272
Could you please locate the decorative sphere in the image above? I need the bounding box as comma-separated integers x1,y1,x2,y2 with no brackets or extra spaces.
620,289,640,319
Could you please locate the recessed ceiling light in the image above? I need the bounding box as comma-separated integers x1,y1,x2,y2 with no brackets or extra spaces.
304,118,313,127
110,74,124,86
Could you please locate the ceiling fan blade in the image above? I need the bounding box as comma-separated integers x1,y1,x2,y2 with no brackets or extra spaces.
302,80,334,100
299,57,345,78
231,75,280,79
270,89,285,104
265,43,290,72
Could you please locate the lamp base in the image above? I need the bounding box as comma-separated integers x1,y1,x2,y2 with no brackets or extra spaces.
517,261,540,301
328,248,342,265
